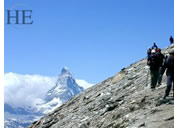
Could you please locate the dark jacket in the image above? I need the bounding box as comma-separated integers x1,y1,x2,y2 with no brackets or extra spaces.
147,54,161,70
163,55,174,76
147,48,152,57
156,52,165,66
170,36,174,44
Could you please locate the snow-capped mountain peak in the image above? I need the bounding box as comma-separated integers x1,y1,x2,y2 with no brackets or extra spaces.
45,67,84,103
61,67,71,76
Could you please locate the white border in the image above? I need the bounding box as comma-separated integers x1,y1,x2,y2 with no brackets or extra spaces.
0,0,4,129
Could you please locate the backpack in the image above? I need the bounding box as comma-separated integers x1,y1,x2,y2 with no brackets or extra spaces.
147,48,151,57
165,55,174,67
147,54,161,70
164,55,174,75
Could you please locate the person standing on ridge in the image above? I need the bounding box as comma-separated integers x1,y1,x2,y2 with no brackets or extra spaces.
147,49,161,90
156,48,165,86
152,43,158,50
163,49,174,99
170,36,174,45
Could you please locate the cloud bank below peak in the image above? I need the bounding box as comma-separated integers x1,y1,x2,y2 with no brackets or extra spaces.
4,72,94,108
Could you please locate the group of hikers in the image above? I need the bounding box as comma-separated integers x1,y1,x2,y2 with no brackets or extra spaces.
147,36,174,99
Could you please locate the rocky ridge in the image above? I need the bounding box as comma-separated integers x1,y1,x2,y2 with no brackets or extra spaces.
29,45,174,128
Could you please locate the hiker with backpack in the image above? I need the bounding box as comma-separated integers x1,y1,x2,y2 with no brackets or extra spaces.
169,36,174,45
147,49,162,90
163,49,174,99
156,48,165,86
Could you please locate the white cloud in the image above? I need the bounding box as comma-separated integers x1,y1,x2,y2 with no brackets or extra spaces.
4,72,57,108
4,72,94,109
76,79,94,89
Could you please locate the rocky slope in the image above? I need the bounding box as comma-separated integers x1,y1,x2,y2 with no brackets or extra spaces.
29,45,174,128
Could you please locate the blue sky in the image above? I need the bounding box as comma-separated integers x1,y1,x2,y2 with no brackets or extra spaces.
4,0,174,84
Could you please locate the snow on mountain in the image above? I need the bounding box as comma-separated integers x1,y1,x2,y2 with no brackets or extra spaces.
4,104,43,128
4,67,94,128
4,118,31,128
37,67,92,114
45,67,84,103
36,98,63,114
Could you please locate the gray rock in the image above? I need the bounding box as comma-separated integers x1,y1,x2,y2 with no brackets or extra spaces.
29,45,174,128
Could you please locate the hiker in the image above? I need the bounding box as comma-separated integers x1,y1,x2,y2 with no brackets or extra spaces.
152,43,158,50
170,36,174,45
163,49,174,99
147,48,152,57
147,49,162,89
156,48,165,86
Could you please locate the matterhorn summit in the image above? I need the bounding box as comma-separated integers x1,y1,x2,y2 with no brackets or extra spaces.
45,67,84,103
35,67,87,114
61,67,71,75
